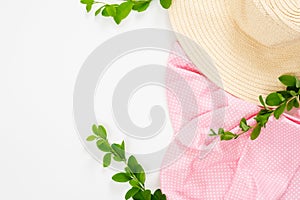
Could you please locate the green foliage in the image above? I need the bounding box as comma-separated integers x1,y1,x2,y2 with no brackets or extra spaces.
259,95,266,109
265,92,284,106
133,190,152,200
86,135,97,141
152,189,167,200
250,125,262,140
103,153,112,167
220,132,237,141
96,139,111,152
113,2,134,24
279,75,297,87
112,173,132,182
240,118,251,132
274,102,286,119
80,0,172,24
111,143,126,161
86,124,167,199
160,0,172,9
132,1,151,12
126,188,140,199
92,124,107,139
210,75,300,141
129,179,140,188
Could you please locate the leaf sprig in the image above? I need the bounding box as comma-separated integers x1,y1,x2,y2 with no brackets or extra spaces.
210,75,300,141
81,0,172,24
87,124,167,200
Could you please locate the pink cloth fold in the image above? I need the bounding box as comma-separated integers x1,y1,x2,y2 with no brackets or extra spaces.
160,44,300,200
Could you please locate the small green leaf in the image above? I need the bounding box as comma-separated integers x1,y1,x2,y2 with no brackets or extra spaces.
218,128,225,135
120,140,125,150
250,125,262,140
132,190,143,200
103,153,112,167
290,90,298,96
133,189,151,200
257,109,271,116
152,189,167,200
134,164,144,173
113,1,133,24
277,91,293,99
278,93,285,101
296,78,300,88
102,7,109,16
112,172,132,182
92,124,99,136
113,155,123,162
279,75,297,87
287,99,295,111
86,4,92,12
220,132,237,141
259,95,267,109
294,98,300,108
129,179,140,188
80,0,94,4
266,93,284,106
90,124,107,139
160,0,172,9
104,5,117,16
111,143,125,160
142,190,152,200
132,1,151,12
96,139,111,152
125,187,140,200
95,7,104,16
274,102,286,119
136,171,145,184
128,156,139,172
255,111,272,127
86,135,97,141
98,125,107,139
239,118,250,132
125,167,131,174
153,189,163,196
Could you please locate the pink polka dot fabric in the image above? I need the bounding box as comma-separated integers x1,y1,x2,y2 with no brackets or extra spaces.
160,43,300,200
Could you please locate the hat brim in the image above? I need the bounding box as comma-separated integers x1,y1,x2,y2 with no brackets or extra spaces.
169,0,300,104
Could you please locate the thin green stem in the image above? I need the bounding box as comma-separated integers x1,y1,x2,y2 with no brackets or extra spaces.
286,96,297,105
236,127,253,137
106,140,145,191
94,1,106,4
123,162,145,191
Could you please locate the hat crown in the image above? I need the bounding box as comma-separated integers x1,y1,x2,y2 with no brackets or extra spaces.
229,0,300,46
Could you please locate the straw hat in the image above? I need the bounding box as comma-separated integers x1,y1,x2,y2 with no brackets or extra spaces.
169,0,300,104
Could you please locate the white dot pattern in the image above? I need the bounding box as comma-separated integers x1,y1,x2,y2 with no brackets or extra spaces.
160,43,300,200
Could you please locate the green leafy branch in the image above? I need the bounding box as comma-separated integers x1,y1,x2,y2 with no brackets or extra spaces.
210,75,300,141
87,124,167,200
81,0,172,24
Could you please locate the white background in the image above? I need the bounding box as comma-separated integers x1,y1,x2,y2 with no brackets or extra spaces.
0,0,173,199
